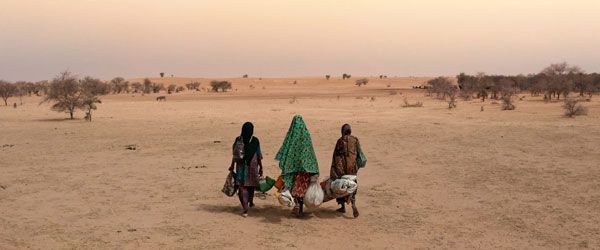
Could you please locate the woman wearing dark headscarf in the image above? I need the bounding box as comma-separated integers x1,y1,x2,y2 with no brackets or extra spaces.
330,123,366,218
229,122,263,217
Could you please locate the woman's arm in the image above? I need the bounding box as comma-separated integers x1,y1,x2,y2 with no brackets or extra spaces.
257,141,263,176
229,158,235,172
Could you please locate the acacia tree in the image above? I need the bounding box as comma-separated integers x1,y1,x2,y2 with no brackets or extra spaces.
110,77,129,94
41,71,84,119
80,78,103,122
143,78,153,94
0,80,17,106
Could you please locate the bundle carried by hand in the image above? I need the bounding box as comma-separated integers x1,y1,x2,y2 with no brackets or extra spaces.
321,175,357,202
276,189,295,207
221,171,237,197
304,175,325,209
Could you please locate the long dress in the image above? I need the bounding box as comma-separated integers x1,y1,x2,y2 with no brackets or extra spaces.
330,135,360,180
235,138,261,187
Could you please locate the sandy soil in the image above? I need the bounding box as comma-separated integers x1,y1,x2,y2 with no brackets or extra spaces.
1,77,599,249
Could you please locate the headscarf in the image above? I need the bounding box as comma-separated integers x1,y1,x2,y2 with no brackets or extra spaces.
275,115,319,189
240,122,259,163
341,124,352,136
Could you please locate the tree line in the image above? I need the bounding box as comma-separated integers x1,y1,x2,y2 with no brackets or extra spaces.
0,71,234,120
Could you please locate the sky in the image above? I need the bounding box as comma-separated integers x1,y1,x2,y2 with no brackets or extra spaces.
1,0,599,81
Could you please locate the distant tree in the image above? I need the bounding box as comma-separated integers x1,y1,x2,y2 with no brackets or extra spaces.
446,85,458,109
427,77,453,99
540,62,581,100
14,81,29,105
131,82,143,93
160,72,165,78
210,80,232,92
143,78,153,94
355,78,369,87
81,81,103,122
326,75,330,80
167,84,176,94
342,73,351,80
243,74,248,78
110,77,129,94
151,82,165,93
80,76,110,95
41,71,84,119
0,80,17,106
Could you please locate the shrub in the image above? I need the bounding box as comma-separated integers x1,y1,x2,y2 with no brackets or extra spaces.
167,84,176,94
143,78,153,94
0,80,17,106
325,75,330,80
243,74,248,78
151,83,165,93
501,95,516,110
355,78,369,87
175,86,185,93
402,98,423,108
563,98,588,117
210,80,232,92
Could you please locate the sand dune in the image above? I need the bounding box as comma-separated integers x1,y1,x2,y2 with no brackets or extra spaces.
1,77,599,249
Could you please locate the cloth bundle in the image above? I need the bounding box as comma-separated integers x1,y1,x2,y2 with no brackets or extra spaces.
322,175,357,201
304,175,324,209
221,171,237,197
276,189,295,207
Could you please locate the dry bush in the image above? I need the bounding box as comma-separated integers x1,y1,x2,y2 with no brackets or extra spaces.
325,75,330,80
175,86,185,93
402,98,423,108
355,78,369,87
389,90,398,95
242,74,248,78
210,80,232,92
563,98,588,117
289,96,297,104
370,96,376,102
342,73,351,80
167,84,176,94
0,80,17,106
501,95,516,110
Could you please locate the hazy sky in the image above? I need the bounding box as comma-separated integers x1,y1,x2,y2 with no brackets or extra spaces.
1,0,599,81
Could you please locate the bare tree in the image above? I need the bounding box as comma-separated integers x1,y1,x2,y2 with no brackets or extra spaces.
110,77,129,94
41,71,84,119
81,82,103,122
143,78,153,94
0,80,17,106
131,82,143,93
167,84,176,94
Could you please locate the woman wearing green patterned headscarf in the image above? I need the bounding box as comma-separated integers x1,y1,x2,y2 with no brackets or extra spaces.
275,115,319,217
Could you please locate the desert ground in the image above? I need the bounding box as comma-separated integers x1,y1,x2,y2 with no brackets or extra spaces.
1,77,599,249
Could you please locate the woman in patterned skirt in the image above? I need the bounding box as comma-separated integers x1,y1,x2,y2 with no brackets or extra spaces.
229,122,263,217
275,115,319,217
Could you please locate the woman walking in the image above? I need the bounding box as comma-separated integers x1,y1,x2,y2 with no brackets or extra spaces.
229,122,263,217
275,115,319,217
330,124,366,218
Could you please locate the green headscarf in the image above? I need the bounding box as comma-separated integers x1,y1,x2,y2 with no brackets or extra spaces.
275,115,319,189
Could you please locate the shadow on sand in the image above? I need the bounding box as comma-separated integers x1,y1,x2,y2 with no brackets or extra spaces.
33,117,81,122
197,202,354,222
